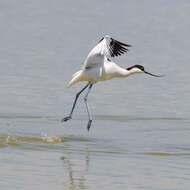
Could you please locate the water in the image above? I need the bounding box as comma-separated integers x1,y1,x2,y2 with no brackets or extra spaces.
0,0,190,189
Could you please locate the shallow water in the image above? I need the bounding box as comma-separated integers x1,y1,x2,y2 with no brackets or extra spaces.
0,0,190,189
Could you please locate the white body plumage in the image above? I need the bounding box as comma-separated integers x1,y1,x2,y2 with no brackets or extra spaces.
63,35,162,130
68,35,140,87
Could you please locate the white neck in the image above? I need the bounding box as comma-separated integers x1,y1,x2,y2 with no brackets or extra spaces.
118,67,142,78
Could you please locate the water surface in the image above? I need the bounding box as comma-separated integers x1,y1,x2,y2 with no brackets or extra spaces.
0,0,190,189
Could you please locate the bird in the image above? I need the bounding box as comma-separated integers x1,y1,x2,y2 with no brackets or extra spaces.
62,35,163,131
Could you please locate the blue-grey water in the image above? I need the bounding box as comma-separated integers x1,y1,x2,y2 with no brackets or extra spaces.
0,0,190,189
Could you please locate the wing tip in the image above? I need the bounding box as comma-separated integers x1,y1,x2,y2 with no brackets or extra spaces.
110,38,131,57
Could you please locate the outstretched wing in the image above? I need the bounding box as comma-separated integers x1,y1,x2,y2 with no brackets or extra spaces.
83,35,131,69
104,35,131,58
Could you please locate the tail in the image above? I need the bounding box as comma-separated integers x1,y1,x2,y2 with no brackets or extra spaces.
68,70,83,87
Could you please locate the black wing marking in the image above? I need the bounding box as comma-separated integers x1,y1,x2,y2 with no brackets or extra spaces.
109,38,131,57
98,37,104,43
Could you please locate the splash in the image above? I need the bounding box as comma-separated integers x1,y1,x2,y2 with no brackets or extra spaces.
41,133,63,144
0,134,64,147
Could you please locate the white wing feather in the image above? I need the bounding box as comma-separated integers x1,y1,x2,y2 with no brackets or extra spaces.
83,35,131,69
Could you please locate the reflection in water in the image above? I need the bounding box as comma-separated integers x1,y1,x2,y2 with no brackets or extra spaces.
0,0,189,188
61,148,90,190
1,130,190,190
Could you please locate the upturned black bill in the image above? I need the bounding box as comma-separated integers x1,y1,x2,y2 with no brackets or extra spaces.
144,71,164,77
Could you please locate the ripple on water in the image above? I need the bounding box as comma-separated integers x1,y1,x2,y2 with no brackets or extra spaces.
143,152,190,157
0,134,92,151
94,115,186,122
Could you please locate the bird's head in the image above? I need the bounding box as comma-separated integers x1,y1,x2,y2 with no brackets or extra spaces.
126,65,163,77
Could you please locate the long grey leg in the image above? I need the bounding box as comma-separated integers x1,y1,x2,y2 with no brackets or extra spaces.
84,84,93,131
62,83,89,122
